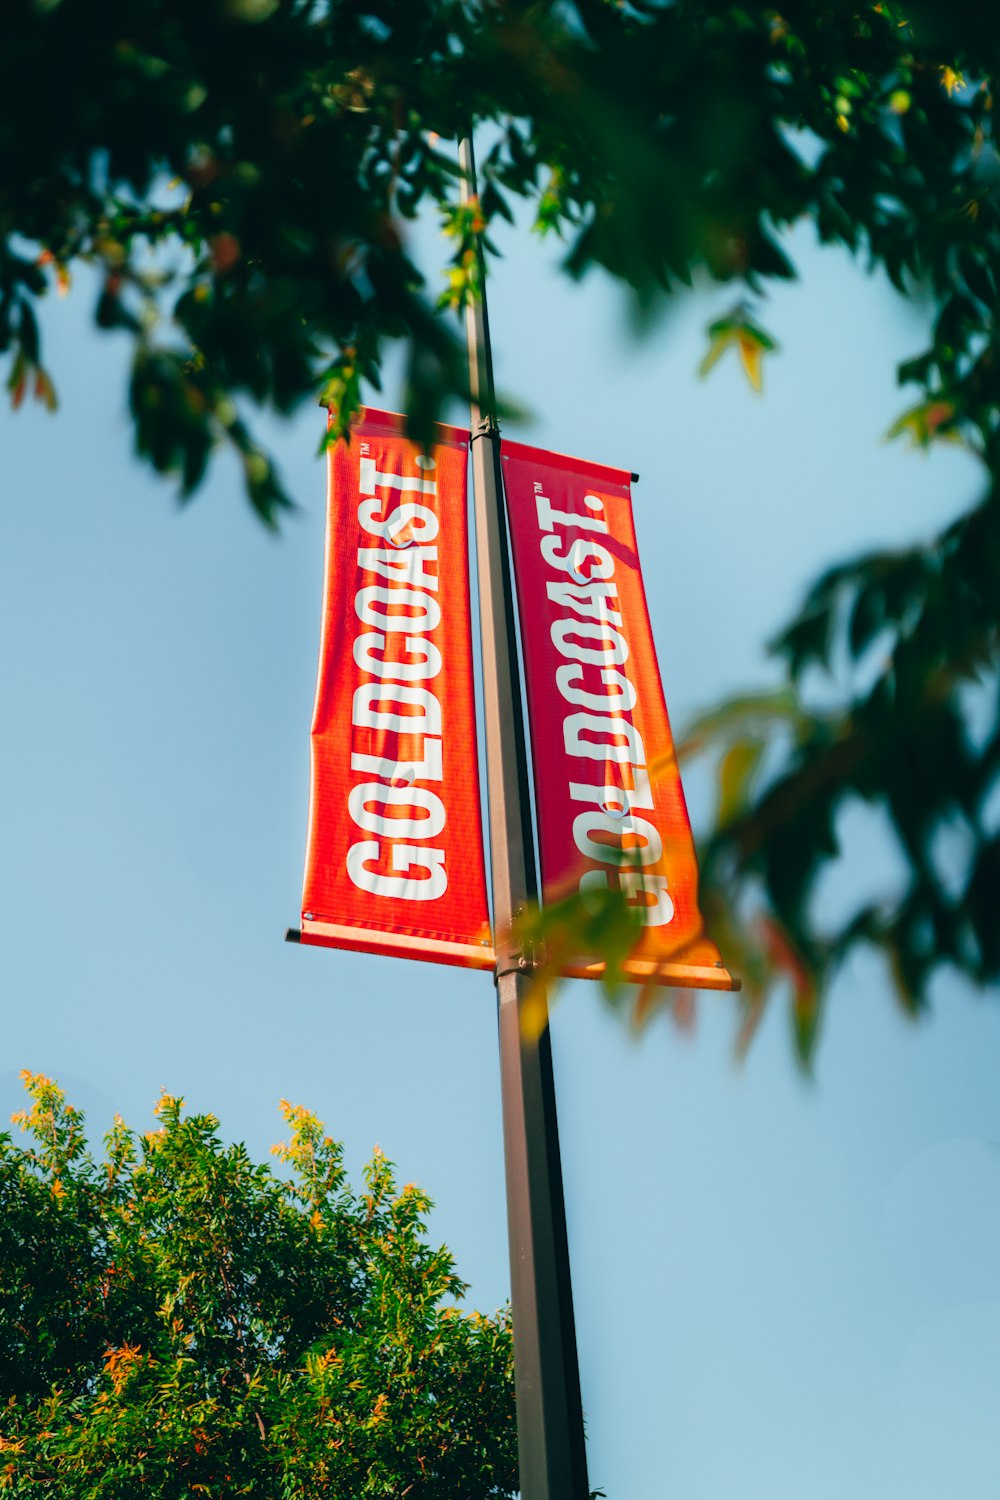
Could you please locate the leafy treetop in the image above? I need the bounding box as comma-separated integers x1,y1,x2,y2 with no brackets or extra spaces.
0,1072,517,1498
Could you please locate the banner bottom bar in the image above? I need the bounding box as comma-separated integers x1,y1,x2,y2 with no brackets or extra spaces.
291,919,496,972
565,959,741,992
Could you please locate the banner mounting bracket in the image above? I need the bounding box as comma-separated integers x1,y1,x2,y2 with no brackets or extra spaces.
494,949,538,981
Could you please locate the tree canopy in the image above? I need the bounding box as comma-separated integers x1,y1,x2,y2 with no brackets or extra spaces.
0,1073,517,1497
4,0,1000,1057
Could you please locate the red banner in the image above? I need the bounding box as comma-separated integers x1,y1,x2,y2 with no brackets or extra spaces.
300,409,493,970
503,439,736,990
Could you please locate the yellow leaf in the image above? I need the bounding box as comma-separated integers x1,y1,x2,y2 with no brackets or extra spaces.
698,327,736,379
717,738,765,825
737,331,765,392
518,980,551,1044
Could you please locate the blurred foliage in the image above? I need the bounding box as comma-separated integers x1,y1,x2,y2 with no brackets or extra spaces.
0,1073,517,1497
4,0,1000,1056
679,474,1000,1064
4,0,997,511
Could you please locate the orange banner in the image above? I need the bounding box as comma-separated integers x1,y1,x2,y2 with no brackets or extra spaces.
300,409,493,970
502,439,736,991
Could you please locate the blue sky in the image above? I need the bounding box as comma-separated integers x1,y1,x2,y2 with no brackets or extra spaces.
3,199,999,1499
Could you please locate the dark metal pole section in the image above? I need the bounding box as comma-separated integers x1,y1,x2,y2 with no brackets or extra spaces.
459,134,590,1500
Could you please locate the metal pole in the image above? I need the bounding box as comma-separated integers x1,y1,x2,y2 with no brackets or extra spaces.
459,134,590,1500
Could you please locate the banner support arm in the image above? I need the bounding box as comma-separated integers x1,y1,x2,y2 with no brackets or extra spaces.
459,133,591,1500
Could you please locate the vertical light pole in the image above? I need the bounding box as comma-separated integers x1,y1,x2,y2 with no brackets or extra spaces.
459,134,590,1500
